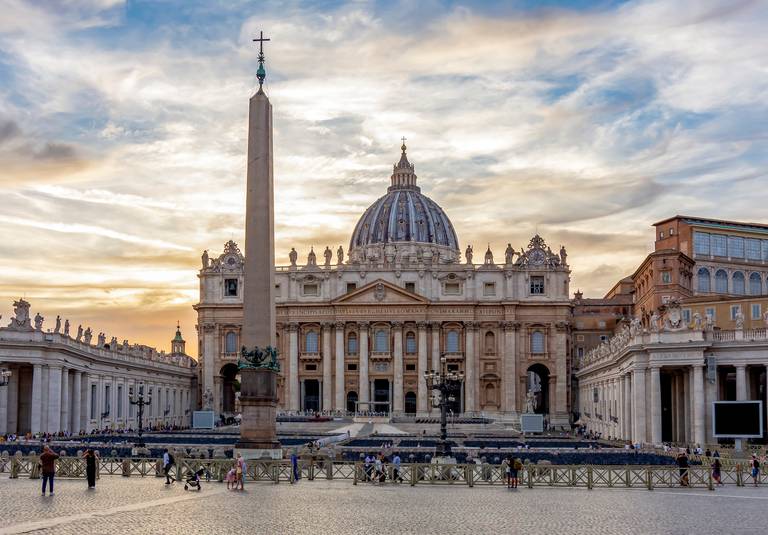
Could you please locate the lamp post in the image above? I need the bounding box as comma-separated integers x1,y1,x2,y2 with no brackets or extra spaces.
129,383,151,448
0,368,10,387
423,355,464,459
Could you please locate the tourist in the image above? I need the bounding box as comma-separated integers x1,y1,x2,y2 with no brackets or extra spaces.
712,458,722,486
512,458,523,489
82,448,99,489
39,445,59,496
162,449,175,485
290,450,300,483
705,448,712,458
750,455,760,486
235,453,246,490
392,453,402,483
676,452,689,487
373,454,383,484
226,467,236,490
502,457,511,488
364,454,373,481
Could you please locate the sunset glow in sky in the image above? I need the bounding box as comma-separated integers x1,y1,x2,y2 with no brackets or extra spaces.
1,0,767,355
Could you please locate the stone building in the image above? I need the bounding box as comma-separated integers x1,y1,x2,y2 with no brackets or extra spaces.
0,299,196,435
195,144,573,426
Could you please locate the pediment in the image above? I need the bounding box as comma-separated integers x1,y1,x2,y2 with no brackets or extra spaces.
332,279,429,304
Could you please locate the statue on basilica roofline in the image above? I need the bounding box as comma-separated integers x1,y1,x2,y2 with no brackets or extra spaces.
484,245,494,265
289,247,298,267
307,247,317,267
505,244,515,265
323,246,332,267
560,245,567,266
54,315,61,334
465,244,473,264
337,245,344,265
34,312,44,331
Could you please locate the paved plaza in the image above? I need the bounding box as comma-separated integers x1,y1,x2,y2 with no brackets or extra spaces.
2,475,768,534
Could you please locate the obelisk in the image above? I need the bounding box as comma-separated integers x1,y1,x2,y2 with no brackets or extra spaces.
235,31,281,458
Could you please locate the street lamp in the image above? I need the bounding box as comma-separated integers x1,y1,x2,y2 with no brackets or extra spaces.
423,355,464,459
129,383,152,448
0,368,10,387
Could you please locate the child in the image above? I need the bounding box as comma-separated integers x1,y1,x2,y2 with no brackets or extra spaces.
226,467,236,490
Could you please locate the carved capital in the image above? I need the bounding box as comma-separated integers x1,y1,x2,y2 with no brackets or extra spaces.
287,322,299,332
391,321,403,329
321,322,333,330
464,321,476,330
202,323,216,333
555,320,570,332
357,321,369,330
334,321,345,330
501,321,520,332
428,321,441,329
417,321,429,330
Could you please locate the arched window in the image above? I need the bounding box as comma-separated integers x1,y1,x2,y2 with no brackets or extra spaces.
531,331,545,354
225,332,238,353
347,332,358,354
305,331,319,353
733,271,745,295
715,270,728,294
484,331,495,355
446,330,460,353
374,329,389,352
405,332,417,354
697,268,710,293
749,272,762,295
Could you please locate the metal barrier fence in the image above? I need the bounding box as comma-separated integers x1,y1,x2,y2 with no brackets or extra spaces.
2,456,766,490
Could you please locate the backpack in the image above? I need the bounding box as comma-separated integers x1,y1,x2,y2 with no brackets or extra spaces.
514,459,523,470
167,453,175,466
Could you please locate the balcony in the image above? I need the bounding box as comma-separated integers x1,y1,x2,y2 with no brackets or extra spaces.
370,351,391,362
443,352,464,362
300,352,321,361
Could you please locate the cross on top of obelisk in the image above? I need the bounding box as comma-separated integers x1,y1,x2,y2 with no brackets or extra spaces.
253,31,270,88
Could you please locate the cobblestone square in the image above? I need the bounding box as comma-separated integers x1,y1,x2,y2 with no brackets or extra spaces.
2,475,768,535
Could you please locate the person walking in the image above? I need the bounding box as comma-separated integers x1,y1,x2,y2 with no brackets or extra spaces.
373,454,383,484
750,455,760,486
235,453,246,490
290,450,300,483
392,453,402,483
712,458,722,486
512,458,523,489
162,449,175,485
676,452,689,487
40,445,59,496
82,449,99,489
502,457,511,488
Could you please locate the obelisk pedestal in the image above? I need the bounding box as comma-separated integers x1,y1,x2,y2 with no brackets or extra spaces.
235,39,282,460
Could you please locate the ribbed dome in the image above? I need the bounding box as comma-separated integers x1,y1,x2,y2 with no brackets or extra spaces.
349,145,460,261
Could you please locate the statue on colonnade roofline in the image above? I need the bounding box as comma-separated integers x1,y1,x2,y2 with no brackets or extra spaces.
7,298,32,330
83,327,92,345
323,246,332,267
337,245,344,265
505,244,514,265
560,245,567,266
110,336,118,349
201,249,209,269
54,315,61,333
289,247,298,267
97,332,106,347
64,319,70,336
34,312,44,331
76,325,83,341
465,244,473,264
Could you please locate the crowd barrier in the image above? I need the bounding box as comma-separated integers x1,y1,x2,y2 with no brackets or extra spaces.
1,455,765,490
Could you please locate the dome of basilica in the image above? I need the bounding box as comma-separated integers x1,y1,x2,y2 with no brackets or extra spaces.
349,144,460,263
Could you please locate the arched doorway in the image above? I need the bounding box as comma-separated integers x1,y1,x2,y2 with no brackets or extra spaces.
303,379,320,412
526,363,550,416
346,391,358,413
404,391,417,415
220,363,239,415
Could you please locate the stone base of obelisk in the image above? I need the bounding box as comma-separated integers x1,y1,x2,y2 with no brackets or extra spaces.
235,368,283,460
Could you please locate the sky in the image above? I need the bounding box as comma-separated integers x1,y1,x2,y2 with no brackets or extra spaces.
1,0,766,356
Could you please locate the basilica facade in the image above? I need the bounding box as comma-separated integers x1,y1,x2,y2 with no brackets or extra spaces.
195,144,572,426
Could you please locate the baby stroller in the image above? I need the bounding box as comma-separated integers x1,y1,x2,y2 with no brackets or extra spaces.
184,468,205,491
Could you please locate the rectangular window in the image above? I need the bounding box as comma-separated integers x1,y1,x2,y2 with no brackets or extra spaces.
746,238,761,260
404,282,416,293
303,283,319,296
90,384,97,420
346,282,357,293
729,236,745,258
104,385,110,415
599,335,609,342
305,363,317,371
682,308,691,324
444,282,461,295
117,385,123,418
730,305,741,320
447,364,459,372
347,363,357,371
530,276,545,294
711,234,727,256
405,335,417,354
661,271,672,284
693,232,710,255
752,303,761,320
577,347,584,358
224,278,238,297
405,363,416,372
576,334,585,342
483,282,496,296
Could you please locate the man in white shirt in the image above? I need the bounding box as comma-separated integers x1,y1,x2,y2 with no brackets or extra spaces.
162,449,174,484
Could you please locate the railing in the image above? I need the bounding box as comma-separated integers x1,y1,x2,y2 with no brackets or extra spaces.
2,456,765,490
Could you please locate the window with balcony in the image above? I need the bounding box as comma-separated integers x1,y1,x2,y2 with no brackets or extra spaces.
347,332,358,354
225,332,238,353
705,307,716,321
405,332,417,354
530,276,545,294
374,329,389,352
752,303,761,320
730,305,741,320
531,331,545,354
446,330,460,353
305,331,319,353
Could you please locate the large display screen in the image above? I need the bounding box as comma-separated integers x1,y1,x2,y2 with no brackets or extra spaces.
712,401,763,438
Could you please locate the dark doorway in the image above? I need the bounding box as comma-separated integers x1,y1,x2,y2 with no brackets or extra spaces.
303,379,320,412
404,391,417,414
220,363,239,415
526,364,550,415
374,379,390,413
661,373,673,442
346,391,358,413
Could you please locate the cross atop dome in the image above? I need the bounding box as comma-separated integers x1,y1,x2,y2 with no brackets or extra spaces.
390,139,418,191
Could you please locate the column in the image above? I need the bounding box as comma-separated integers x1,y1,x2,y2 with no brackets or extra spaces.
201,323,216,410
111,376,119,427
392,322,404,414
683,369,691,443
430,322,440,413
650,366,662,445
40,366,49,432
0,370,8,434
47,366,62,433
632,368,646,444
623,374,631,441
503,322,517,414
334,322,345,411
72,371,82,433
693,364,706,447
464,322,475,413
288,323,299,411
358,322,369,404
553,323,569,425
417,322,428,414
322,322,333,411
670,373,678,442
735,364,748,400
60,368,70,433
